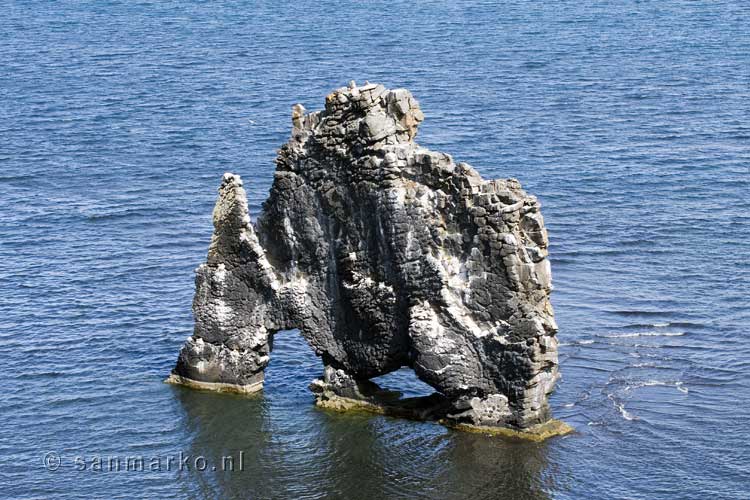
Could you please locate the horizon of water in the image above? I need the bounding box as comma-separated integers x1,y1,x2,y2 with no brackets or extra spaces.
1,1,749,499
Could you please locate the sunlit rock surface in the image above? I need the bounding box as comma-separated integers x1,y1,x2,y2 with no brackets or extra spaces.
168,82,565,434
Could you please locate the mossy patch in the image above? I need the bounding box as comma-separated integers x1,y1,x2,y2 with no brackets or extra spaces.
164,373,264,395
314,391,573,441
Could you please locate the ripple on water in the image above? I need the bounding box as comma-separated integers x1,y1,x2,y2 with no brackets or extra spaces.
3,1,749,499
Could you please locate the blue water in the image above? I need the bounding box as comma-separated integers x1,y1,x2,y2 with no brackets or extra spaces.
2,1,749,498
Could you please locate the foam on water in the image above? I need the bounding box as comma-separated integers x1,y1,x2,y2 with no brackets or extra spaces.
600,331,686,338
608,394,639,421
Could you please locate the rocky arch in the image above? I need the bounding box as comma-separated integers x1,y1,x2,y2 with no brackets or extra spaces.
168,83,569,438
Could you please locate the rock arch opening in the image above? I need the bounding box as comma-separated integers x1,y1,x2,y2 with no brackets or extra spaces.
262,329,322,398
371,366,437,399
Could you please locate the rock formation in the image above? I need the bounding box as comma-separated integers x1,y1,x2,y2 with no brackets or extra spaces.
168,82,568,437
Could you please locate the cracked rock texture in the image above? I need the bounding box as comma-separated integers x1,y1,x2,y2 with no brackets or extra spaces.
170,82,560,430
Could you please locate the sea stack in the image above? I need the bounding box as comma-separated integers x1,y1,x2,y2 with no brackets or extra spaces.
168,83,568,438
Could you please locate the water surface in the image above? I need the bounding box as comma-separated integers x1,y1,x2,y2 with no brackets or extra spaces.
1,1,749,498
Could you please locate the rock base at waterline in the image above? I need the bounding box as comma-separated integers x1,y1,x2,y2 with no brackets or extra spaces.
165,373,264,395
310,379,573,441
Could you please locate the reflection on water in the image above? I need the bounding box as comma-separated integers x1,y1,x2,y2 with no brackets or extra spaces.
172,333,557,499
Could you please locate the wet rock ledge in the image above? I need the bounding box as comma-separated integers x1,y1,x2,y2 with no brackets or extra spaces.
167,82,571,440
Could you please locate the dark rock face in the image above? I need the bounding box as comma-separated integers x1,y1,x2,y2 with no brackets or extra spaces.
169,82,561,431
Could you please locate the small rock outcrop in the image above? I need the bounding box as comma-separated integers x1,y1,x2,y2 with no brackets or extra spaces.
168,82,566,436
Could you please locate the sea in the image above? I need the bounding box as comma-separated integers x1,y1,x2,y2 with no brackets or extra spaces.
1,1,748,499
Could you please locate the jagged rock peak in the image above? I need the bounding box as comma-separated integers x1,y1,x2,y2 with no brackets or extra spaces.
167,83,569,438
289,81,424,147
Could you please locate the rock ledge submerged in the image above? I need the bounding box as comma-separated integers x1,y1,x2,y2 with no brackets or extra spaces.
168,82,568,438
